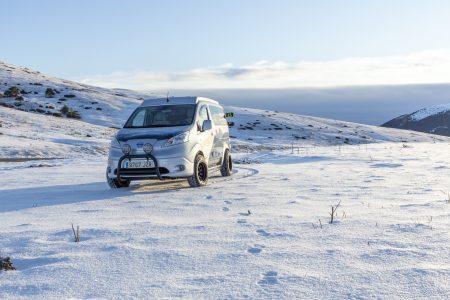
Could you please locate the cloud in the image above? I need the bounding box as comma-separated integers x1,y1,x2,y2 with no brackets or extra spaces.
78,50,450,90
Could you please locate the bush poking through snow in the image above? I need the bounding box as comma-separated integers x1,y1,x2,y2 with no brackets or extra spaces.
3,86,20,97
60,105,69,114
66,110,81,119
45,88,56,98
71,224,80,242
329,200,341,224
60,105,81,119
1,256,16,271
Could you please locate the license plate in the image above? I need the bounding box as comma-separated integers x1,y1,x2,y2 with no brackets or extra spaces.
122,158,155,169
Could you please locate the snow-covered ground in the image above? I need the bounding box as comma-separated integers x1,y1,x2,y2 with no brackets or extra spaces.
1,142,450,298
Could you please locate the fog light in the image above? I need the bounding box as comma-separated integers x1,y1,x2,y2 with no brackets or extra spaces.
176,165,186,171
121,144,131,155
143,143,153,154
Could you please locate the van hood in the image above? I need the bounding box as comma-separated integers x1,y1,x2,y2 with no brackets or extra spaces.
116,126,190,142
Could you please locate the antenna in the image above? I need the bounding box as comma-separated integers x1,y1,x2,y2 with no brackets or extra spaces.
166,91,170,102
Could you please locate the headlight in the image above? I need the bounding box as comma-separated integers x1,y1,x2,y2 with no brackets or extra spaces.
163,131,189,147
121,143,131,155
143,143,153,154
110,138,121,149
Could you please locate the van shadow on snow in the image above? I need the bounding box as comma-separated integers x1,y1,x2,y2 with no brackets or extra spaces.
0,180,191,213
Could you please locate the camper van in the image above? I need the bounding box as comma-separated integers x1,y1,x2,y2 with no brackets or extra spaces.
106,97,232,188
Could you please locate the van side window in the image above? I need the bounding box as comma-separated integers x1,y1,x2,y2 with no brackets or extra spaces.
197,105,209,129
209,106,227,126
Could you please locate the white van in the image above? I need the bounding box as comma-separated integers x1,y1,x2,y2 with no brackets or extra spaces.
106,97,232,188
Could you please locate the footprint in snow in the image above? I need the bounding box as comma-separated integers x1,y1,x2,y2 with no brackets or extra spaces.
206,195,213,199
239,211,251,216
247,244,264,254
237,219,247,224
256,229,270,237
224,200,232,205
222,207,230,212
258,271,279,285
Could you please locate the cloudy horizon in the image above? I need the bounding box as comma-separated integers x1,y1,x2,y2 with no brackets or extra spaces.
77,50,450,90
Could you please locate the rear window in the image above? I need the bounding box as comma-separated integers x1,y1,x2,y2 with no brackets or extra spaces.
124,105,196,128
209,106,227,126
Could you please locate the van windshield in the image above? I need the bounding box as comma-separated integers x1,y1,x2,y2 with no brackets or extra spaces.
124,105,196,128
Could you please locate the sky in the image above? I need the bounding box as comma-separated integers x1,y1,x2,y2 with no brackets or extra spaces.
1,0,450,123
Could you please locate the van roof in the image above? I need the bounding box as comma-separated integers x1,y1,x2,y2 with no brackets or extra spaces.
140,96,220,107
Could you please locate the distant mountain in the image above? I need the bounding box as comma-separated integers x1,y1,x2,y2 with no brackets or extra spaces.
382,104,450,136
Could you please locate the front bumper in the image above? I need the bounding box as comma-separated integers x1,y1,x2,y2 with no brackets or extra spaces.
107,153,194,180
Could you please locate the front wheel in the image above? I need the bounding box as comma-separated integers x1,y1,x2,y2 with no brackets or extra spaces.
220,149,232,177
188,154,208,187
107,174,130,189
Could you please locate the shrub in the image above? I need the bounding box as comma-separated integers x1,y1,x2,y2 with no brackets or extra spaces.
45,88,55,98
60,105,69,114
60,105,81,119
3,86,20,97
1,256,16,271
66,110,81,119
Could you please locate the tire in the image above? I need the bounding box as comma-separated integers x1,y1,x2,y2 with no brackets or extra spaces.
188,154,208,187
107,174,130,189
220,149,232,177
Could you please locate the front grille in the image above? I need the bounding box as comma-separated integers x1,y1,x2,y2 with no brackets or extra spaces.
119,167,169,176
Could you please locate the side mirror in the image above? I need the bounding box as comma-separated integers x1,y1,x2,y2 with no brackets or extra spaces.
202,120,212,132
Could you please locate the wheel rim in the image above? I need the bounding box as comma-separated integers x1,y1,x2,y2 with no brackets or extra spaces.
198,162,207,182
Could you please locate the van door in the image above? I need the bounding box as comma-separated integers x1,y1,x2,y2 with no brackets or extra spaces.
196,105,215,164
209,105,227,166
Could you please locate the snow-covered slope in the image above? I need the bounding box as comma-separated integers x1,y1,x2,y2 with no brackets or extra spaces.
2,104,448,160
0,61,151,127
227,106,448,148
0,106,115,159
383,104,450,136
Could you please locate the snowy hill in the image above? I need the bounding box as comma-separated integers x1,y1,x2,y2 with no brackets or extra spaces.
227,106,448,148
2,103,449,160
0,61,151,127
382,104,450,136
